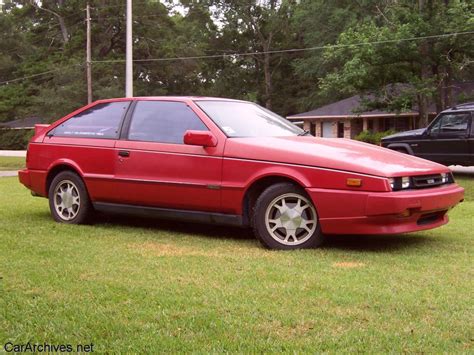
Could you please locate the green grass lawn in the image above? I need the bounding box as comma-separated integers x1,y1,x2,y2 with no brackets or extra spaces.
0,156,25,171
0,176,473,352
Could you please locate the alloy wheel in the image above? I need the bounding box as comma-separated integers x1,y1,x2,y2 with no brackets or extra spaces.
53,180,81,221
264,193,317,246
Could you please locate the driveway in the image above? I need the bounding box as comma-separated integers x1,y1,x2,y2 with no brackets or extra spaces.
0,150,27,157
450,166,474,175
0,171,19,177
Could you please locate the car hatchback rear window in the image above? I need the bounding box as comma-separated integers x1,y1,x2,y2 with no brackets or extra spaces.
53,102,130,139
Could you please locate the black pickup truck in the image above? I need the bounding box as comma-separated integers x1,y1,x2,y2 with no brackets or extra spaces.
381,103,474,166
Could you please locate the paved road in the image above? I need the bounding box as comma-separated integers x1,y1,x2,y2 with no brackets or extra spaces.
0,150,26,157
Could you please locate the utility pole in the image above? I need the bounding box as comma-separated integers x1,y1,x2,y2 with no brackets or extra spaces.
86,3,92,104
125,0,133,97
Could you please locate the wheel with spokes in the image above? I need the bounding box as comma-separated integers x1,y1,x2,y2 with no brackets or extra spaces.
48,171,92,224
253,183,324,249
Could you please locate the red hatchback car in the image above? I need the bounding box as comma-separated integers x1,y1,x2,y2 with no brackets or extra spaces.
19,97,465,249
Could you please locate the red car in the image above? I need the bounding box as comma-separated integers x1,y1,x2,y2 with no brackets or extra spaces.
19,97,465,249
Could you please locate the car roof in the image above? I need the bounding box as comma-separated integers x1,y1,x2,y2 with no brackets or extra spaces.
92,96,247,105
443,102,474,113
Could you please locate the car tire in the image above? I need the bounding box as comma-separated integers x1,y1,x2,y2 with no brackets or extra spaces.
253,183,324,250
48,171,92,224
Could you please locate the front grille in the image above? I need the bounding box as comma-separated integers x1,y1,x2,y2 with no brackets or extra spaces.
411,174,445,189
391,173,454,191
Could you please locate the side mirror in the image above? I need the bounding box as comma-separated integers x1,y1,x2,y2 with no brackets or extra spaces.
183,130,217,147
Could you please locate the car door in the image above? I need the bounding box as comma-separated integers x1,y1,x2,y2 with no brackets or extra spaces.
44,100,131,202
113,99,224,212
417,112,471,165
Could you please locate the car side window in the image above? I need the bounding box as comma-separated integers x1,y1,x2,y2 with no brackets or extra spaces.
429,113,470,136
53,102,130,139
128,101,208,144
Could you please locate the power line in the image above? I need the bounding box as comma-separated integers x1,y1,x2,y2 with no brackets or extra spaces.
2,30,473,86
92,2,154,10
0,64,83,86
91,30,474,63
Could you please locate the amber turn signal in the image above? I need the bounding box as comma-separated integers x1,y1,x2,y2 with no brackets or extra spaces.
346,178,362,187
398,209,411,217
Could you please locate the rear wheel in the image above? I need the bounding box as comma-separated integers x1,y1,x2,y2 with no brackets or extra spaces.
48,171,92,224
253,183,324,250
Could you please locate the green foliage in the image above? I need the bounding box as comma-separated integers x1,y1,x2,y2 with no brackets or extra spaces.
0,0,473,122
355,129,396,145
0,129,33,150
317,0,474,125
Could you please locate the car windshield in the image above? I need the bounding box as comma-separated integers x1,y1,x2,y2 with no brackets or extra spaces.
195,100,303,137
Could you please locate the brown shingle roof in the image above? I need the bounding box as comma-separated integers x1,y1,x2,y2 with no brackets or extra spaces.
0,117,44,129
287,95,411,118
287,82,474,119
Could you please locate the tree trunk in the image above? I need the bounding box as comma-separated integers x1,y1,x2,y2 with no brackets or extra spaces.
417,93,429,128
432,64,444,113
56,0,69,44
418,43,431,127
30,0,69,45
57,15,69,44
444,64,454,107
263,50,272,110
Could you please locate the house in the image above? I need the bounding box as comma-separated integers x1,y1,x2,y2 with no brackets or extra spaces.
286,95,437,139
287,82,474,138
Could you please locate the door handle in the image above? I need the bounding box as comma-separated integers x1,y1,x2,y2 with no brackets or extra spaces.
118,150,130,157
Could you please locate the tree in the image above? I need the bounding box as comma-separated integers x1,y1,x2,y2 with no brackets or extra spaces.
316,0,474,126
210,0,301,112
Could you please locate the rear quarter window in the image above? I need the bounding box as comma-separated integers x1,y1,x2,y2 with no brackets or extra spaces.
53,102,130,139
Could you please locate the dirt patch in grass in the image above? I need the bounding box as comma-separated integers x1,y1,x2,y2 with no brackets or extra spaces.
258,319,317,341
127,241,275,259
332,261,366,268
129,241,213,257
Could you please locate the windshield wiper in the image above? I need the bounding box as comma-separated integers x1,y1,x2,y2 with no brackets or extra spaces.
297,130,311,136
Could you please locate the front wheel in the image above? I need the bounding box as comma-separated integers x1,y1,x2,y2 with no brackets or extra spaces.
253,183,324,250
48,171,92,224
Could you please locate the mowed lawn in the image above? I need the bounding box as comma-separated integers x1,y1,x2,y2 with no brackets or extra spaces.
0,156,25,171
0,176,473,352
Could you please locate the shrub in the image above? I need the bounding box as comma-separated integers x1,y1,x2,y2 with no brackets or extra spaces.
355,129,396,145
0,129,34,150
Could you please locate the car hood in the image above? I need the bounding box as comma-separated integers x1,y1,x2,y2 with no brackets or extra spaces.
224,136,449,177
382,128,426,140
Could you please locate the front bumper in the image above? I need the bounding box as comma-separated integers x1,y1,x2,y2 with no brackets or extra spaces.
306,184,464,235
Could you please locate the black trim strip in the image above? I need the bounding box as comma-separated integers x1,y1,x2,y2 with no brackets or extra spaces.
119,100,137,139
93,202,245,227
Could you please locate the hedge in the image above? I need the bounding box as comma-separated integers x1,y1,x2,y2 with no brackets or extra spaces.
354,130,397,145
0,129,34,150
